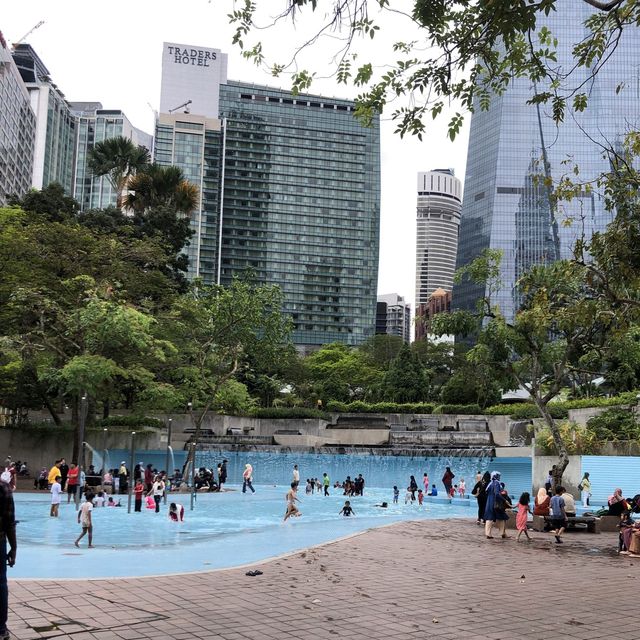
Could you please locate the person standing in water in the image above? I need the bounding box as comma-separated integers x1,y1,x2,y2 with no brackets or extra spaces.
242,464,255,494
442,467,455,496
322,472,330,496
75,492,94,548
284,482,302,521
292,464,300,488
579,472,591,507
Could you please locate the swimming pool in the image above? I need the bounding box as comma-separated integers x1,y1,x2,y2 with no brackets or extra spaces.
12,487,475,579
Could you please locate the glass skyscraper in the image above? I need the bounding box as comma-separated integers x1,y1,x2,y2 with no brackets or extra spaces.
455,4,640,320
71,103,153,210
157,43,380,350
0,33,36,205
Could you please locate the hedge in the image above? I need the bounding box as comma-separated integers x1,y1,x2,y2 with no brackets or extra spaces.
96,416,164,428
251,407,330,420
433,403,482,415
325,401,435,414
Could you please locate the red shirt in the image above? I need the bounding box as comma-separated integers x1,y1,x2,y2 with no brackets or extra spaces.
67,467,79,486
134,484,144,498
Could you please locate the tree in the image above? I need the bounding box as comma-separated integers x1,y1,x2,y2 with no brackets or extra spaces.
303,343,382,402
359,334,404,369
124,164,199,215
382,343,429,403
229,0,634,138
87,136,150,208
9,182,78,222
431,251,619,484
159,277,292,467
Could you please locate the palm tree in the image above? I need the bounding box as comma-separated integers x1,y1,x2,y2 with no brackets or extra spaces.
123,164,199,215
87,137,150,209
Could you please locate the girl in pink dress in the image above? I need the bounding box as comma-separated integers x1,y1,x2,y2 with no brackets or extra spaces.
516,492,532,541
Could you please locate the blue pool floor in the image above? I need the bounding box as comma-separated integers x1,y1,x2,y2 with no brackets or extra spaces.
13,486,476,579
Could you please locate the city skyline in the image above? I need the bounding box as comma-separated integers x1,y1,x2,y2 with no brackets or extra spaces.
2,2,470,309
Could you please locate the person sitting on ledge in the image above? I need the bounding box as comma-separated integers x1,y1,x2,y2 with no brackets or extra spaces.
429,484,438,497
533,487,550,516
608,488,629,517
561,489,577,517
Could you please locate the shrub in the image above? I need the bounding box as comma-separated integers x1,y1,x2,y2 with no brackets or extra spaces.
484,403,531,416
433,403,482,415
586,408,640,441
250,407,330,420
325,401,434,414
536,421,600,455
326,401,348,412
96,416,164,428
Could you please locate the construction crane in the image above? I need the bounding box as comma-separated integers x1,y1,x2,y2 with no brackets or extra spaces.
169,99,192,114
12,20,45,47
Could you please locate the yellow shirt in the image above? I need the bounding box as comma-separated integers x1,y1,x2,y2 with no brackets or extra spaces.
48,465,59,485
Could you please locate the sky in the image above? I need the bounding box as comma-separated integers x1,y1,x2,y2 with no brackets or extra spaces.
3,1,469,308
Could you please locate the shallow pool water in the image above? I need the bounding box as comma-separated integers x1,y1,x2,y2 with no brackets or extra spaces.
12,486,474,579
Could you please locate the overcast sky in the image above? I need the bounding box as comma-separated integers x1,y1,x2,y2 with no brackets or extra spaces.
4,1,469,308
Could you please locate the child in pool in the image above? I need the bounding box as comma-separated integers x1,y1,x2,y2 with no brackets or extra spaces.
417,489,424,505
169,502,184,522
339,501,355,517
393,486,399,504
458,479,466,498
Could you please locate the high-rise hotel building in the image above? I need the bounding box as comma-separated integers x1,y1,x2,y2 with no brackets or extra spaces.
454,3,640,321
0,33,36,205
156,42,381,350
414,169,461,339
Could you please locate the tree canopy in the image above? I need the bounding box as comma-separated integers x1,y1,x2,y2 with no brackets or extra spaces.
229,0,637,138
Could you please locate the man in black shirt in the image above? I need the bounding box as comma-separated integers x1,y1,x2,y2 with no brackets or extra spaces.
0,479,16,640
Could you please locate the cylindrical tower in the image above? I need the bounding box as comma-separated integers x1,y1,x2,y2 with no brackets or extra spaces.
414,169,462,307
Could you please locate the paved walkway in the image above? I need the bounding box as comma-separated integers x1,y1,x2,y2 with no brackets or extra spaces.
7,520,635,639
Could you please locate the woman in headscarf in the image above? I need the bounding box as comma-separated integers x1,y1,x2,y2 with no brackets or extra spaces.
484,471,509,539
608,488,627,516
242,463,256,494
471,471,491,525
533,487,551,516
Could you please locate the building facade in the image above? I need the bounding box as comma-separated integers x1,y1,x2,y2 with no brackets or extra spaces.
414,288,451,342
71,103,152,211
156,42,381,350
12,44,76,194
376,293,411,343
0,33,36,205
454,4,640,320
414,169,461,308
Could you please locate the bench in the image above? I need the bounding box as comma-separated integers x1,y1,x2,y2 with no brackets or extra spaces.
536,514,600,533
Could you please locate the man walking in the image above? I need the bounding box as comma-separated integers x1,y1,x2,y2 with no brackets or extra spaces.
292,464,300,488
0,475,16,640
118,461,128,495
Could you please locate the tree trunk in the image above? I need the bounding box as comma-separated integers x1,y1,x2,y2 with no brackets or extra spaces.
534,397,569,485
103,399,110,419
71,396,79,463
42,396,62,426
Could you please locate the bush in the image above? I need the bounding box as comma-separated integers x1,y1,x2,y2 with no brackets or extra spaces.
250,407,330,420
586,408,640,441
536,421,600,455
96,416,164,428
433,403,482,415
325,401,434,414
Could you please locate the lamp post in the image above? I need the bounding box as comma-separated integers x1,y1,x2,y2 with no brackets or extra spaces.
75,394,88,510
187,402,197,511
127,431,136,513
102,428,108,476
164,418,172,504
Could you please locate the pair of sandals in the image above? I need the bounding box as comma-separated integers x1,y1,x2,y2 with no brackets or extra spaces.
245,570,263,576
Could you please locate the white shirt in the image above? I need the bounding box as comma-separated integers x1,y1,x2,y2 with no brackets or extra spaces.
50,482,62,504
152,481,165,496
293,469,300,483
94,496,105,507
80,501,93,526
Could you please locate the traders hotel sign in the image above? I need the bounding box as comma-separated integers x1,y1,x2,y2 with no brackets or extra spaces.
168,45,217,67
160,42,228,119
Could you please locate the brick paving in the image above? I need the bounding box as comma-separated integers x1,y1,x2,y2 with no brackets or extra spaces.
6,519,636,639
